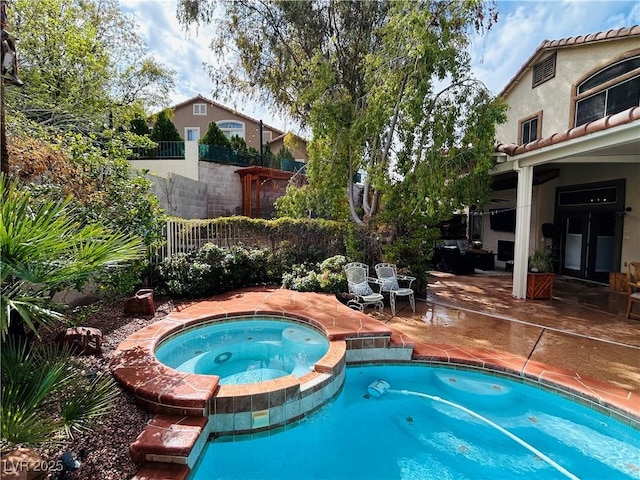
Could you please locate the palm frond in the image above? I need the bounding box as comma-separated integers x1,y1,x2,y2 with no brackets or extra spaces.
60,375,120,436
0,174,145,340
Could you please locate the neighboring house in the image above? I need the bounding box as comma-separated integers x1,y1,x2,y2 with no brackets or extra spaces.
170,94,308,161
130,96,309,220
484,26,640,299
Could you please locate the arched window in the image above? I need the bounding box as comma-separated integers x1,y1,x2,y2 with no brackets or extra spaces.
575,54,640,127
217,121,245,140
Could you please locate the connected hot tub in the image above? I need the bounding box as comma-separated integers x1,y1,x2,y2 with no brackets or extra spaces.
155,317,329,385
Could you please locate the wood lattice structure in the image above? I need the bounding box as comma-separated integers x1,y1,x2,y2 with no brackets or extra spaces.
235,166,303,218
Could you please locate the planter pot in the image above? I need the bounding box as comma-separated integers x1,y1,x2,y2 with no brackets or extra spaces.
527,272,554,299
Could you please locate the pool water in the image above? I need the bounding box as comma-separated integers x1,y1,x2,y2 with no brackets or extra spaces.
155,318,329,385
190,365,640,479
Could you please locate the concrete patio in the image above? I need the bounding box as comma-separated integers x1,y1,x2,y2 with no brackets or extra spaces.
383,271,640,398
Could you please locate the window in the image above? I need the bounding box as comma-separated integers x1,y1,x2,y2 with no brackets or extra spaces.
575,55,640,127
193,103,207,115
217,121,245,140
262,131,272,144
185,127,200,141
532,53,556,88
518,112,541,145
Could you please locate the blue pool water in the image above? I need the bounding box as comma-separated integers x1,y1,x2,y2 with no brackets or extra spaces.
155,318,329,385
190,365,640,479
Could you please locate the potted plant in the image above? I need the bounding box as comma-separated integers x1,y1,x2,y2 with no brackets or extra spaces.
527,247,554,299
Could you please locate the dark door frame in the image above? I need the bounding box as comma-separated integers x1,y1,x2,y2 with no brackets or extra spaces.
553,178,626,282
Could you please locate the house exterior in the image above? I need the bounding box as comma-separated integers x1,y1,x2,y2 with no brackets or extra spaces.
128,96,309,220
170,94,308,161
484,26,640,299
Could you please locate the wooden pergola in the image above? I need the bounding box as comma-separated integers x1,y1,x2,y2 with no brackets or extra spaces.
235,166,300,218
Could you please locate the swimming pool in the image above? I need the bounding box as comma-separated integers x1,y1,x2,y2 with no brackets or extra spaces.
155,317,329,384
190,364,640,479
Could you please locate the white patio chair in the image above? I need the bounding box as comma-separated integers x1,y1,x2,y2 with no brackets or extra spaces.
343,262,384,313
374,263,416,316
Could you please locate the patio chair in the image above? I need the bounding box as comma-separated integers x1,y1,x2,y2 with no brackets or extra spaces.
374,263,416,316
343,262,384,313
627,261,640,320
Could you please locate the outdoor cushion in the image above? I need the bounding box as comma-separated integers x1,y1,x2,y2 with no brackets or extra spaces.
380,276,400,292
351,281,374,296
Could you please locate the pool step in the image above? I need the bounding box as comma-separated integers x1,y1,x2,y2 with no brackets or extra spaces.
130,415,208,466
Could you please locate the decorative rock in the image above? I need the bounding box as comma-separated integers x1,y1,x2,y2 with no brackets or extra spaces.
55,327,103,355
124,289,155,316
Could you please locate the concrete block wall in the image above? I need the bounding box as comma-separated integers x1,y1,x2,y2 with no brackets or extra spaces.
148,173,209,219
199,162,243,218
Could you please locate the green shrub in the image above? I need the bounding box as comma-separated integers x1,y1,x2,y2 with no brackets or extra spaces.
158,243,277,297
281,255,348,294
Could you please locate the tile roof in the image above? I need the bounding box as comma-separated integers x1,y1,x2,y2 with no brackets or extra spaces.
495,106,640,157
499,25,640,98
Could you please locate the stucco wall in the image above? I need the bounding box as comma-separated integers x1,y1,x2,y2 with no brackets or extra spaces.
130,141,199,181
496,40,640,144
171,98,281,152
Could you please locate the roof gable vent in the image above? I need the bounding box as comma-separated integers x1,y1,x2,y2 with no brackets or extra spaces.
532,53,557,88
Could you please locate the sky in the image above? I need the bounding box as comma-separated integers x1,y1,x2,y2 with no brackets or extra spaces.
119,0,640,134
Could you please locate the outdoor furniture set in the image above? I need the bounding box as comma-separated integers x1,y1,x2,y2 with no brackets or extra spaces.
343,262,416,316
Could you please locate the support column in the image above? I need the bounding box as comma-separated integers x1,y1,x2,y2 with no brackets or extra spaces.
512,162,533,299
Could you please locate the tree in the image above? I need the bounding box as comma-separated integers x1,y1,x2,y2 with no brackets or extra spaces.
229,134,248,154
150,109,183,142
5,0,175,134
178,0,506,228
200,121,231,148
0,174,145,339
130,115,151,136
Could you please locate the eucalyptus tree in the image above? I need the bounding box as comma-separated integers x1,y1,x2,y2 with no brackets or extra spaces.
177,0,506,226
5,0,175,133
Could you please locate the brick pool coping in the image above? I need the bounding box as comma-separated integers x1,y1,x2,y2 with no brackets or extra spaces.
112,288,639,480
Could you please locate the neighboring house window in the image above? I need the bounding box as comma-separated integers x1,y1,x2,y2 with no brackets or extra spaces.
193,103,207,115
532,53,556,88
574,55,640,127
218,121,245,140
518,112,541,145
185,127,200,141
262,131,272,144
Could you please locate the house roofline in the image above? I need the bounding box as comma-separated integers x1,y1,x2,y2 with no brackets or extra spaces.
168,94,287,137
498,25,640,98
495,106,640,157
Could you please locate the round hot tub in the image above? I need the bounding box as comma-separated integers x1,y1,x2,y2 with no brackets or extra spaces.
155,316,329,385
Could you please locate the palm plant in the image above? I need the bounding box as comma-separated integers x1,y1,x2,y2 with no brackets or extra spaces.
0,173,145,339
1,337,119,449
0,173,144,448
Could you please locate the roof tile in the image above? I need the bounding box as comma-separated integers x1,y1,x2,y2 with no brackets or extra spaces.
496,107,640,157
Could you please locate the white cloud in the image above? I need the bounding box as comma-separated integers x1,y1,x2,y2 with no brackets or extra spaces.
120,0,638,132
469,0,638,93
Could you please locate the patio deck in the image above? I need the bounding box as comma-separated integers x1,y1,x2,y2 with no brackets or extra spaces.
388,271,640,399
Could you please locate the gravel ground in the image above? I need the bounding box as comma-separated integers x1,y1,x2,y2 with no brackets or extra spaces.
33,296,180,480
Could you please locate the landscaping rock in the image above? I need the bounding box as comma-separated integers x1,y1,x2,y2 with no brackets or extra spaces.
124,289,155,316
55,327,103,355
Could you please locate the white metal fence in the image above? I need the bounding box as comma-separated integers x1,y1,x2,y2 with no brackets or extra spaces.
155,219,272,262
